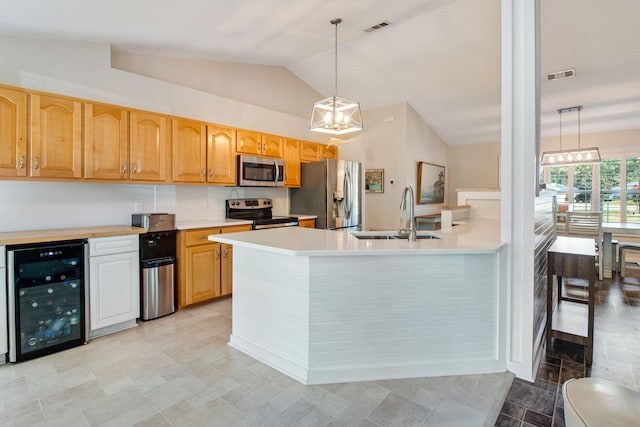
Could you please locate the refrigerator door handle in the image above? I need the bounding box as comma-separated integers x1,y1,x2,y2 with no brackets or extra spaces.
344,167,352,219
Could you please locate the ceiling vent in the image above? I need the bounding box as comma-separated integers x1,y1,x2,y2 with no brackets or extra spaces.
364,21,391,32
547,68,576,81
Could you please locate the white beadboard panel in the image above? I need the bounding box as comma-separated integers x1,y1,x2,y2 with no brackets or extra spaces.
230,247,310,372
229,245,505,384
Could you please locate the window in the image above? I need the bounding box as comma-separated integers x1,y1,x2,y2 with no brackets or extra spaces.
626,157,640,223
573,164,593,211
548,166,569,203
601,158,621,222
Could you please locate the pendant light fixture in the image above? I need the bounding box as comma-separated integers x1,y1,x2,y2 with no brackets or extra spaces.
310,18,363,135
540,105,601,167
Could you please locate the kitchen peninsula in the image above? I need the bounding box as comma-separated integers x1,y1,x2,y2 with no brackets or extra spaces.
210,221,507,385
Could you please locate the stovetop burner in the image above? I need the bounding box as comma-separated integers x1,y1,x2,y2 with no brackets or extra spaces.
226,198,298,229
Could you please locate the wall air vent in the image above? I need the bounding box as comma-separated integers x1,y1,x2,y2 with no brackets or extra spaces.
364,21,391,32
547,68,576,81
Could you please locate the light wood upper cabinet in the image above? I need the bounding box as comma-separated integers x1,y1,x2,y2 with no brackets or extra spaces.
129,111,169,182
172,118,207,183
300,141,322,162
0,87,27,177
262,134,284,158
283,139,301,188
207,124,236,185
84,103,129,180
322,144,339,159
30,94,82,178
237,129,283,158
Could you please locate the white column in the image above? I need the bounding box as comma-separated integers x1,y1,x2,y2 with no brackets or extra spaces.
501,0,539,381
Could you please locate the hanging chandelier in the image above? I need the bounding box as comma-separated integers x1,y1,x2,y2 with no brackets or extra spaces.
540,105,601,167
310,18,363,135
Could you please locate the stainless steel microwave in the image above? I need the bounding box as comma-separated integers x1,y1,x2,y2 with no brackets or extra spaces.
238,155,285,187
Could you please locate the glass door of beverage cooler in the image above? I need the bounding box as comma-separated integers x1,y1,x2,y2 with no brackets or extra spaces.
7,240,88,362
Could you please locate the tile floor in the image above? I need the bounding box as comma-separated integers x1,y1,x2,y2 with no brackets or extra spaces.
495,273,640,427
0,297,514,427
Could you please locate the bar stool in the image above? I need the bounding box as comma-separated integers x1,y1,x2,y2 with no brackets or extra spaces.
618,242,640,277
563,378,640,426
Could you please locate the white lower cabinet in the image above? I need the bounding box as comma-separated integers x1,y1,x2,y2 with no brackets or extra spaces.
89,235,139,338
0,246,7,360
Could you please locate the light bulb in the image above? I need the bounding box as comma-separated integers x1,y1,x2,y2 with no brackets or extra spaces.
586,152,592,160
576,153,583,160
323,112,332,123
343,114,350,123
567,154,573,161
336,111,344,122
558,154,564,161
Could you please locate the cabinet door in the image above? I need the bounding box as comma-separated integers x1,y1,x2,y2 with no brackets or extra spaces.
221,244,233,296
283,139,301,188
30,94,82,178
89,252,140,331
322,144,338,159
172,118,207,183
207,125,236,185
185,244,221,305
129,111,168,182
300,141,321,162
236,129,262,155
84,103,129,180
262,134,284,158
298,218,316,228
0,87,27,177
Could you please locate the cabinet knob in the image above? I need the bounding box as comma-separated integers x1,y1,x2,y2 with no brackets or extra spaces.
200,168,205,177
132,163,137,174
208,168,213,177
121,162,127,174
223,248,228,258
216,249,221,259
33,156,39,170
18,155,24,169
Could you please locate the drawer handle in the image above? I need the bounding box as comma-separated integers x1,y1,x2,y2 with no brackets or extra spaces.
208,168,213,177
121,162,127,174
132,163,138,174
18,155,25,169
216,249,220,259
223,248,228,258
33,156,39,170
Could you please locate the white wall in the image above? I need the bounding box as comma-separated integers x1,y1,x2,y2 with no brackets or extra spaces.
358,103,448,230
447,142,501,203
0,35,324,232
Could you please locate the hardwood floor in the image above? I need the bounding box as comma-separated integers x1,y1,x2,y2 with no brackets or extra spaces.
495,272,640,426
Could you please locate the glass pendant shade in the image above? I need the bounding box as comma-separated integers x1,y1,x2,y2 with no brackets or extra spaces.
540,147,601,166
540,105,600,167
310,18,363,135
310,95,363,135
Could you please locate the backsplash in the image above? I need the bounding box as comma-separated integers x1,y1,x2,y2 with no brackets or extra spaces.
0,181,288,232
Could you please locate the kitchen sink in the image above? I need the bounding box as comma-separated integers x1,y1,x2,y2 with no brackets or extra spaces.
351,232,440,240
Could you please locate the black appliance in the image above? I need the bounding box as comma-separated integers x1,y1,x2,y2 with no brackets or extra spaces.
226,198,298,229
7,239,88,362
132,213,177,320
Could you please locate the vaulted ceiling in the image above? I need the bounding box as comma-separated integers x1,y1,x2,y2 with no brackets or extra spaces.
1,0,638,146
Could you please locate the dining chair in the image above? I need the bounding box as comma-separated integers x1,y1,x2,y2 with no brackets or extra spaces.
564,211,603,280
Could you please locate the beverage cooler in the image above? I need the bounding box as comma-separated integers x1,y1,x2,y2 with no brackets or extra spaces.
7,239,88,362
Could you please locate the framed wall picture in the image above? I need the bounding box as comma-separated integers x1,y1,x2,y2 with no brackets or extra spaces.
417,162,445,204
365,169,384,193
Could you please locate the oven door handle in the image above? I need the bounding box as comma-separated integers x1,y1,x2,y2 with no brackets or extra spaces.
254,221,298,230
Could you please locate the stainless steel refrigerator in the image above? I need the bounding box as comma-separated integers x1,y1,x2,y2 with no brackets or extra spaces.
290,159,362,230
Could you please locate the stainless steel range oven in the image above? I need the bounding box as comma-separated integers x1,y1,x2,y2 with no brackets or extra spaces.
7,239,88,362
226,198,298,229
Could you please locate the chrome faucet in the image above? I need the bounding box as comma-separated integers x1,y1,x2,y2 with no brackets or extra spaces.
399,186,416,242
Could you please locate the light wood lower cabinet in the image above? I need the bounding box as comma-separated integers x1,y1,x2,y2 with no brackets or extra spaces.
177,224,251,308
0,246,6,357
88,235,140,337
298,218,316,228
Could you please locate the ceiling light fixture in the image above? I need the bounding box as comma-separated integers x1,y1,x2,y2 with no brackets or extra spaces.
540,105,601,167
310,18,363,135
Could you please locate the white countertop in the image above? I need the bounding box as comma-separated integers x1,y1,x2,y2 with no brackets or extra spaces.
289,214,317,220
176,218,253,230
209,219,502,256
